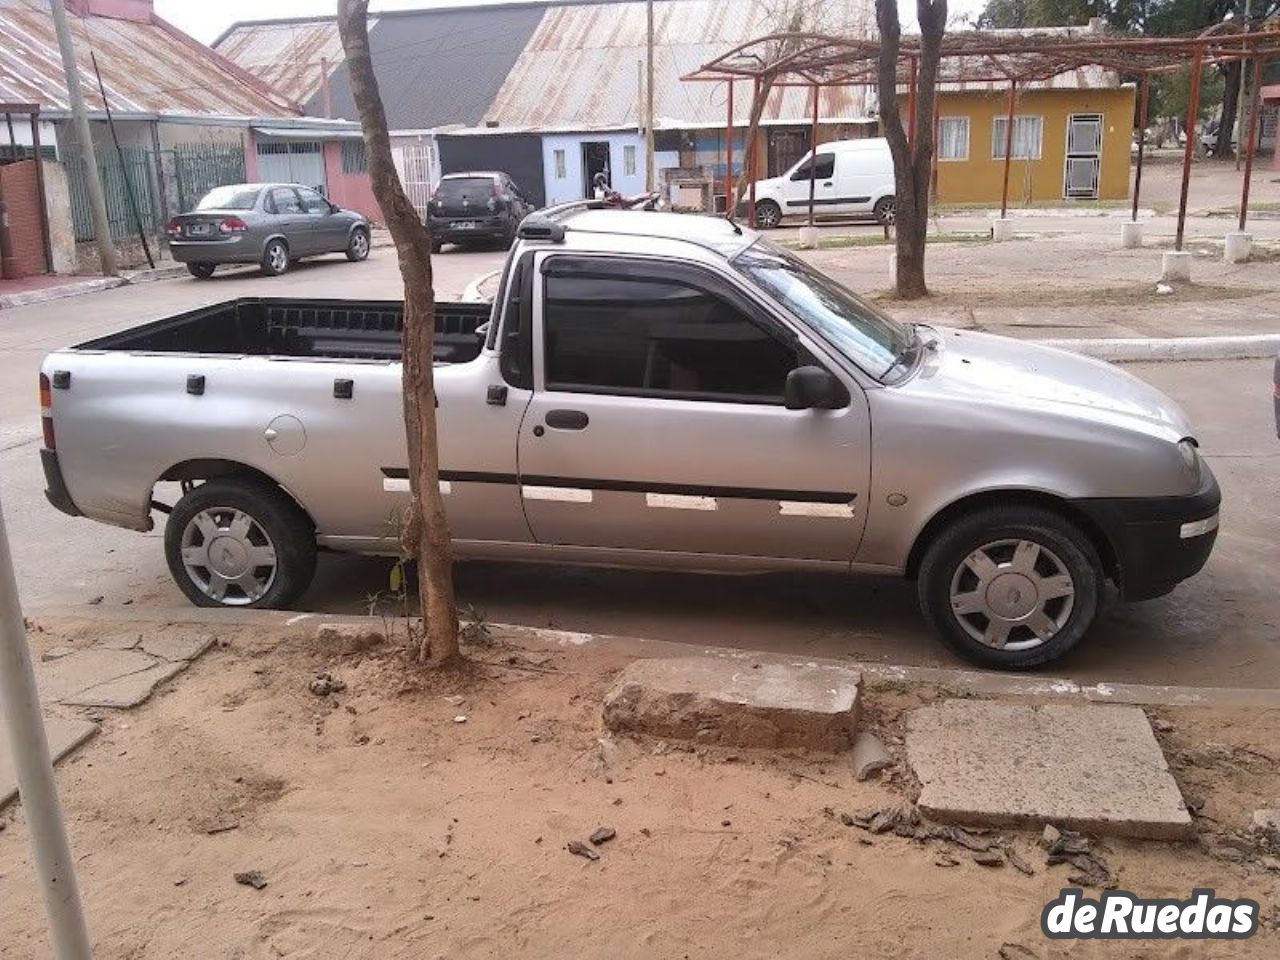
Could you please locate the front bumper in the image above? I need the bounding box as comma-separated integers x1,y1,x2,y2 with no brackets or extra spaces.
41,448,82,518
1073,466,1221,601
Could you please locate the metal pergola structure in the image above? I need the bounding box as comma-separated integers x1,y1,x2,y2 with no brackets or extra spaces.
683,24,1280,247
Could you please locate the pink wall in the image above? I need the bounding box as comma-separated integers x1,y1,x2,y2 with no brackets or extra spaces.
323,141,381,223
244,130,260,182
1265,85,1280,171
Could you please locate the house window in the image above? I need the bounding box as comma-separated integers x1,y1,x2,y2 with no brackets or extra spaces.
342,140,368,174
992,116,1044,160
554,149,567,179
624,144,637,176
938,117,969,161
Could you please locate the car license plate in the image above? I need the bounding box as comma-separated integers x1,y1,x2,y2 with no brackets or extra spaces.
454,221,477,230
188,224,211,236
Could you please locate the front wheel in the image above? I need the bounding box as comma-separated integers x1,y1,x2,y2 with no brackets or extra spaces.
754,200,782,230
874,196,897,226
164,479,316,609
917,506,1104,669
261,239,290,276
346,227,370,261
187,263,216,280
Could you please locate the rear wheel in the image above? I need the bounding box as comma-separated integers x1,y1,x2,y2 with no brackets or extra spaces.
755,200,783,230
874,196,897,226
430,237,444,254
261,239,290,276
187,263,216,279
917,506,1104,669
164,479,316,609
346,227,370,262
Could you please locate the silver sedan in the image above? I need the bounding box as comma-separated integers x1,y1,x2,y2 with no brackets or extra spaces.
166,182,371,279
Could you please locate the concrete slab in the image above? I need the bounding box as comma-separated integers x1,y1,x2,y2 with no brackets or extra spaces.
138,632,215,663
0,716,98,811
61,660,187,709
36,648,158,703
602,656,861,751
1120,220,1143,249
1161,250,1192,281
906,701,1193,840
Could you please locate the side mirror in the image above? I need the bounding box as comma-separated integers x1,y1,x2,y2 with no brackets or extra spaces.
328,202,340,214
784,365,848,411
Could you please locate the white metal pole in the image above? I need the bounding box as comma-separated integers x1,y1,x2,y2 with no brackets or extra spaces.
0,496,92,960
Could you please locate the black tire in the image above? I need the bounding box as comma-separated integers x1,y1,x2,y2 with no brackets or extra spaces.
874,196,897,226
187,262,216,279
164,479,316,610
261,239,290,276
430,237,444,254
916,506,1104,670
755,199,783,230
346,227,371,262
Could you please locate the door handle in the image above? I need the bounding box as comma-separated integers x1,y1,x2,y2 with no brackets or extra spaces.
544,409,589,430
822,181,833,187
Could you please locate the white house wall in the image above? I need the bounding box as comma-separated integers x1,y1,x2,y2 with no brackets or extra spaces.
541,131,646,205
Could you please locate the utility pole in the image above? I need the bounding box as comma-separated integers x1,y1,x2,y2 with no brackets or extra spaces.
50,0,117,276
645,0,656,191
0,496,93,960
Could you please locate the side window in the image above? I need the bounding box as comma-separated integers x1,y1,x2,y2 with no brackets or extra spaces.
790,153,835,182
270,187,303,215
297,187,330,214
542,271,798,403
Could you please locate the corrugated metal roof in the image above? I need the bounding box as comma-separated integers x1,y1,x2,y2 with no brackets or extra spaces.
214,17,355,107
935,26,1118,92
487,0,877,129
0,0,299,118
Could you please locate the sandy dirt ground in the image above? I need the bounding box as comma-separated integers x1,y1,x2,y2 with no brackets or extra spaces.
1,619,1278,960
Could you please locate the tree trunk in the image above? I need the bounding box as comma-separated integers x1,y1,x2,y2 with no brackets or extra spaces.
337,0,459,665
732,74,778,217
876,0,946,300
1214,61,1241,159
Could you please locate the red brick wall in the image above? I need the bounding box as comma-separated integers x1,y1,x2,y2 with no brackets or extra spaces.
0,161,48,278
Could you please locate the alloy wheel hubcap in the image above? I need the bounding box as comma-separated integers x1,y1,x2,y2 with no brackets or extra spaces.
181,508,277,605
882,203,897,224
948,538,1075,651
759,206,779,227
353,233,368,256
270,246,287,271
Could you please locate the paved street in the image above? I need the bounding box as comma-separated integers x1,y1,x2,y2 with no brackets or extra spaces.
1,241,1277,689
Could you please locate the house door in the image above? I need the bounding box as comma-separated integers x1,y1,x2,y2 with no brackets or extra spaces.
768,129,810,177
257,141,327,195
581,141,610,197
1064,114,1102,199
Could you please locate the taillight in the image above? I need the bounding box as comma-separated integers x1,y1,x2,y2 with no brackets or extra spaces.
166,218,182,237
39,373,55,450
219,216,249,234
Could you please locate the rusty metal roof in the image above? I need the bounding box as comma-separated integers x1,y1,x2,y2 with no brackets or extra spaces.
214,16,357,107
486,0,877,129
0,0,299,118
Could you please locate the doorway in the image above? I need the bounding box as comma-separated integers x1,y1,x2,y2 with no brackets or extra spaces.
1063,114,1102,199
581,141,610,197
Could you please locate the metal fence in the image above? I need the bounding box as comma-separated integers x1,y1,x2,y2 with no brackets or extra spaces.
171,143,246,213
64,145,162,243
63,142,248,243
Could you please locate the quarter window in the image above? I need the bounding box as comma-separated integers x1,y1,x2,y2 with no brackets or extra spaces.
992,116,1044,160
542,272,798,403
938,117,970,161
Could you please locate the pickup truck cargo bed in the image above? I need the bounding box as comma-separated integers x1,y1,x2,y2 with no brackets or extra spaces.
78,298,491,363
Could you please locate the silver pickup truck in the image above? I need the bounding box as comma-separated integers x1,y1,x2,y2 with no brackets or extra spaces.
40,209,1219,669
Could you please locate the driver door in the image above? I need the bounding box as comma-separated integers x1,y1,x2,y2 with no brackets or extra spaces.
783,151,838,218
517,254,871,562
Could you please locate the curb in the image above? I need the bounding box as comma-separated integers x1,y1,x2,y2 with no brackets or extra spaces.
462,269,500,303
1038,333,1280,362
0,264,188,310
28,606,1280,710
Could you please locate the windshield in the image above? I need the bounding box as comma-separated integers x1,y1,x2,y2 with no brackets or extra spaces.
195,186,260,211
732,239,914,380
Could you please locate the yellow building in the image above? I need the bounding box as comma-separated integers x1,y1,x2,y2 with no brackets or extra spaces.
924,85,1136,205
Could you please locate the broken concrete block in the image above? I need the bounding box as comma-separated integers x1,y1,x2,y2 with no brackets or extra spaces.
1252,809,1280,833
139,632,215,663
1,717,98,810
905,701,1192,840
602,656,860,751
61,661,187,709
851,731,894,781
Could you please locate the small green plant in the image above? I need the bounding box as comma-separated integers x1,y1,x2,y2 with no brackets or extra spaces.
459,602,494,646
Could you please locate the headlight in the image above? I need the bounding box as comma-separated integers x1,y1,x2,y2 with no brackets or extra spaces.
1177,438,1201,480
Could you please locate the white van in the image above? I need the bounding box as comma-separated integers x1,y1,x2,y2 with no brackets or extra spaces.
748,138,896,229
